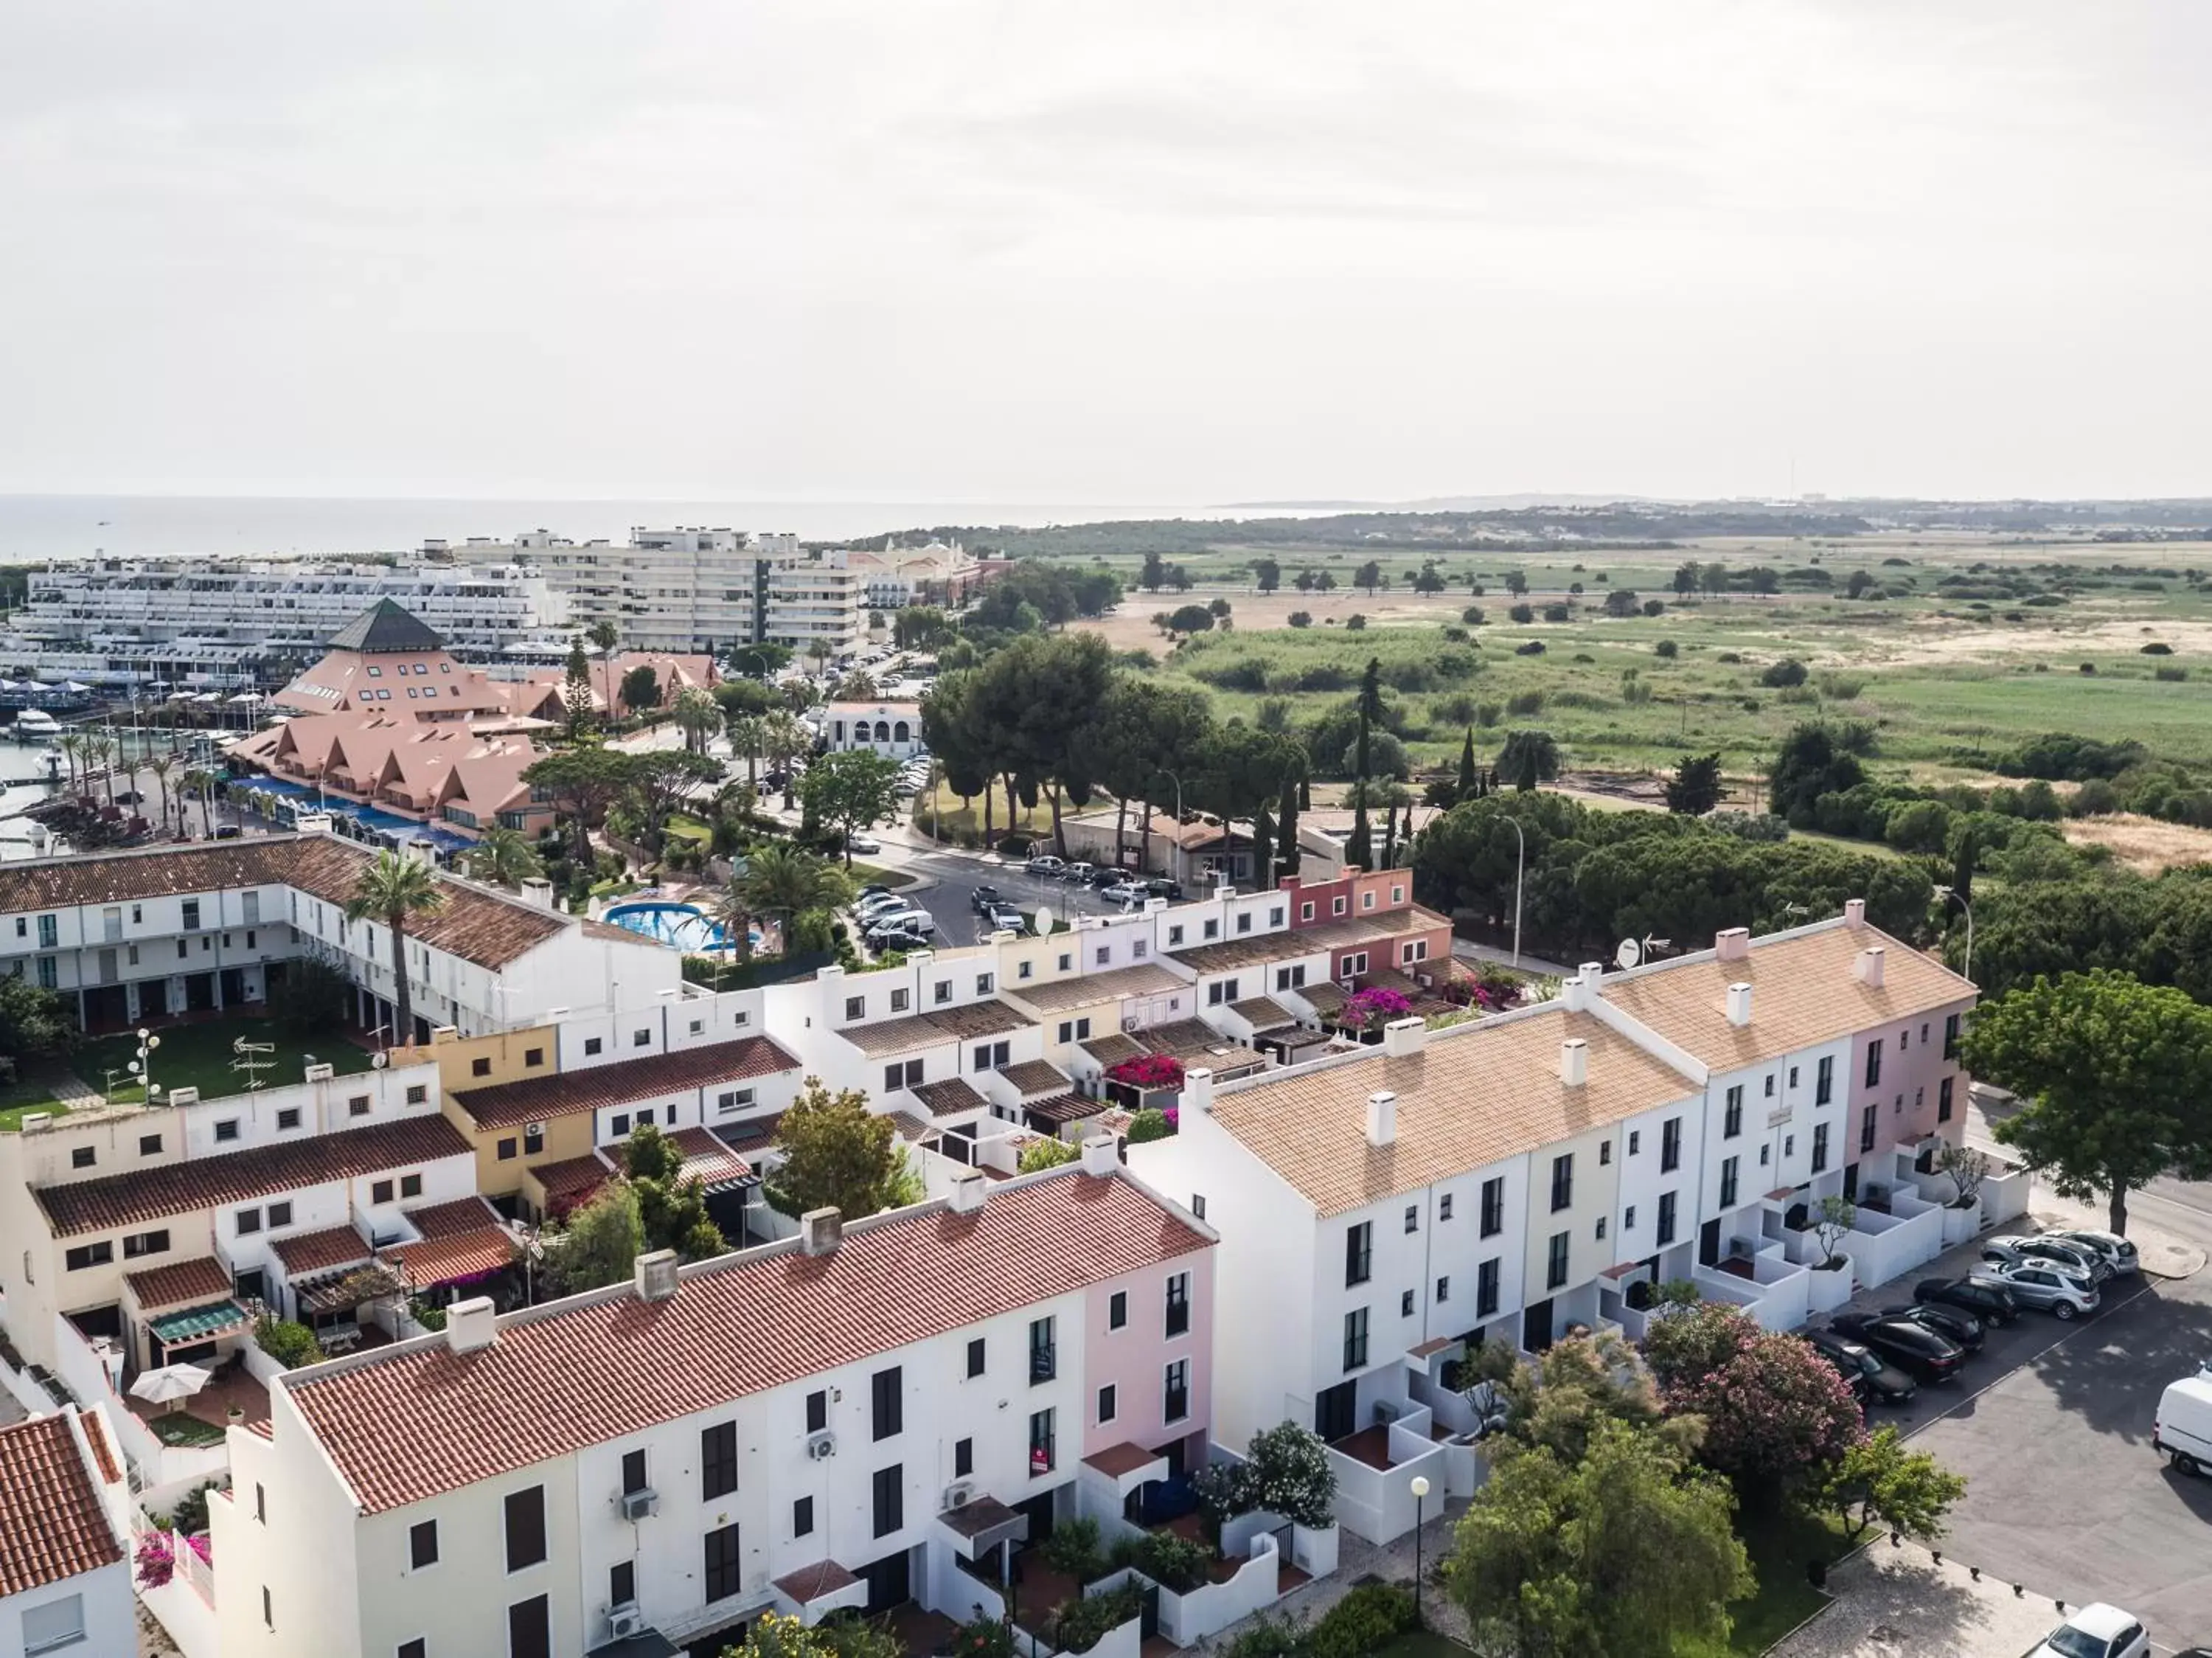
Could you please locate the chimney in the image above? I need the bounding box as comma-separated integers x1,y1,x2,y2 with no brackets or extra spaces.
1579,961,1604,983
518,877,555,911
947,1169,987,1214
431,1025,459,1045
1559,1038,1588,1087
1182,1066,1215,1114
445,1296,498,1354
1144,897,1169,914
800,1207,844,1257
167,1087,200,1108
1843,898,1866,930
906,949,935,969
1366,1090,1397,1148
1715,928,1751,962
1382,1016,1426,1058
633,1248,679,1302
1726,982,1753,1027
1560,975,1590,1013
1080,1134,1119,1176
302,1062,335,1084
1855,946,1886,989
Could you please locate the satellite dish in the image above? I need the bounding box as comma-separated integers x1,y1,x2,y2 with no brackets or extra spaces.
1032,906,1054,937
371,1052,389,1069
1615,938,1641,971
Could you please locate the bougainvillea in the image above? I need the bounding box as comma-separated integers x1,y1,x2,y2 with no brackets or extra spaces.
134,1529,211,1589
1106,1052,1186,1091
1657,1317,1863,1488
1342,986,1414,1030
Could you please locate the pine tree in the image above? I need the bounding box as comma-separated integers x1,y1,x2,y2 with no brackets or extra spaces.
1458,726,1478,795
1276,775,1301,878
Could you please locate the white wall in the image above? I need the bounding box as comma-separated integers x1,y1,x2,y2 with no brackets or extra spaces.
0,1561,134,1658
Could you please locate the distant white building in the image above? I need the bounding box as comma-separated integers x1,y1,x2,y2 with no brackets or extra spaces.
824,701,925,759
844,541,985,611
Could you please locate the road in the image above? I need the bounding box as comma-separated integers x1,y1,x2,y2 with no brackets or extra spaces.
862,836,1152,949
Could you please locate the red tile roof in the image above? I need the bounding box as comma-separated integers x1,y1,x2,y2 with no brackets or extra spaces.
776,1559,859,1603
383,1229,516,1289
79,1412,121,1488
272,1226,374,1276
288,1170,1211,1512
452,1037,799,1130
36,1114,474,1238
123,1256,234,1311
524,1154,616,1207
667,1128,753,1189
403,1196,502,1239
0,1415,121,1596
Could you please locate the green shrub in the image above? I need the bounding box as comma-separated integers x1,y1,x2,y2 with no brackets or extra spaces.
1051,1583,1143,1654
1125,1108,1174,1144
1760,658,1809,688
253,1316,325,1370
2155,665,2189,682
1655,639,1679,659
1344,614,1368,631
1126,1529,1214,1592
1543,603,1571,622
1461,606,1485,626
1716,651,1743,664
1505,689,1546,716
1513,641,1545,656
1475,701,1502,728
1039,1515,1105,1581
408,1299,448,1332
161,1481,219,1536
1287,611,1312,628
1509,603,1534,624
1307,1583,1416,1658
1019,1137,1080,1173
1222,1612,1307,1658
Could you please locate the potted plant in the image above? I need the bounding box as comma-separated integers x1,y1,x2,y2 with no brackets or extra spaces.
1933,1142,1992,1242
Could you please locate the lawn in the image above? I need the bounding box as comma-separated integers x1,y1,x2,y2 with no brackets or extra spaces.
1379,1632,1473,1657
1707,1507,1854,1656
76,1017,376,1106
847,861,915,889
0,1076,69,1131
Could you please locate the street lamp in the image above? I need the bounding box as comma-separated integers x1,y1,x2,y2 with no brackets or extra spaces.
1410,1474,1431,1620
126,1027,161,1103
1935,885,1974,983
1500,814,1526,969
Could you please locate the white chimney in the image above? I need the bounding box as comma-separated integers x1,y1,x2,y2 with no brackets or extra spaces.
1080,1134,1119,1176
947,1170,987,1214
1382,1016,1427,1058
906,949,935,968
801,1207,844,1256
1183,1066,1215,1114
1579,961,1604,983
1561,975,1590,1013
1366,1090,1397,1147
302,1062,335,1084
1725,982,1753,1027
445,1297,498,1354
1715,928,1751,962
633,1248,679,1302
167,1087,200,1108
1559,1038,1588,1087
518,877,555,911
1855,946,1886,989
1843,898,1866,930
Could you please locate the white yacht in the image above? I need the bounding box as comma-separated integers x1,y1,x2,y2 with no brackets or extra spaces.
9,709,61,744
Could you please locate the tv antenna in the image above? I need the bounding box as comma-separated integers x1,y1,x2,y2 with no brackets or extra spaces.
231,1038,277,1092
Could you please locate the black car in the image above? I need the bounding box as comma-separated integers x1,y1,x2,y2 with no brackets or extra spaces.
1829,1316,1964,1383
1144,878,1186,901
970,885,1004,915
1804,1329,1917,1405
1915,1276,2019,1325
1876,1301,1985,1353
858,884,891,901
1086,866,1127,888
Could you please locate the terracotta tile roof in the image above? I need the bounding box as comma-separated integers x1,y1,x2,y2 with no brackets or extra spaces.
383,1228,516,1288
1021,1093,1099,1127
272,1226,373,1276
1172,912,1434,977
1301,982,1349,1014
123,1256,234,1311
997,1059,1069,1097
1229,996,1296,1031
1005,963,1188,1015
0,1415,122,1596
287,1170,1212,1512
912,1078,988,1117
524,1154,616,1207
776,1559,859,1603
1207,1007,1698,1218
667,1128,754,1188
453,1037,799,1130
1084,1442,1165,1480
1078,1033,1145,1068
79,1412,121,1488
839,999,1032,1059
0,835,568,971
717,1115,784,1157
887,1111,935,1142
1138,1019,1267,1075
35,1114,473,1238
1597,920,1976,1069
403,1196,503,1239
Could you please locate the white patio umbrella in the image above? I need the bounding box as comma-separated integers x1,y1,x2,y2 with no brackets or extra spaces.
129,1362,212,1414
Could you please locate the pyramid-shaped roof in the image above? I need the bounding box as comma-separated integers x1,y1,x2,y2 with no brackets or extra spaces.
327,599,446,653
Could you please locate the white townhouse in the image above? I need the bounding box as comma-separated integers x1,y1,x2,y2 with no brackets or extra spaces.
823,701,925,760
0,1409,136,1658
211,1155,1217,1658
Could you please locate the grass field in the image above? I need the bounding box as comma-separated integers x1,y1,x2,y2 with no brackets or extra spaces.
0,1077,70,1131
77,1016,376,1106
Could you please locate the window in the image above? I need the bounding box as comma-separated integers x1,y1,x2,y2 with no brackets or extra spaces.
405,1084,428,1105
1192,1194,1206,1221
1660,1117,1682,1173
1944,1013,1961,1060
610,1560,636,1606
1057,955,1072,973
1343,951,1368,976
611,1113,631,1137
872,1465,903,1537
1332,895,1347,916
408,1519,439,1570
1107,1288,1127,1331
1343,1307,1369,1372
1439,1193,1453,1221
1596,1216,1607,1240
955,1437,973,1477
1624,1205,1636,1230
1480,1177,1504,1238
498,1137,518,1161
1099,1384,1118,1423
504,1487,546,1572
934,979,953,1005
215,1119,240,1144
1164,1357,1190,1422
65,1242,113,1271
1168,925,1185,947
1236,912,1252,934
976,973,994,995
236,1207,263,1235
1344,1221,1372,1286
793,1496,814,1538
1203,920,1219,940
1719,1155,1739,1210
971,1040,1009,1072
1400,1289,1415,1317
400,1173,422,1199
1301,901,1315,921
1865,1039,1883,1088
967,1338,986,1378
1816,1055,1834,1106
1362,890,1376,910
181,900,201,930
1812,1123,1830,1173
268,1201,293,1228
584,1036,603,1056
1476,1259,1500,1319
631,1028,650,1048
524,1124,543,1154
872,1366,903,1440
1764,1073,1775,1097
70,1147,94,1170
1207,982,1226,1006
1898,1027,1909,1052
1860,1102,1879,1153
1546,1230,1570,1290
1097,945,1114,963
349,1095,371,1117
1789,1066,1800,1089
1549,1153,1573,1213
1599,1139,1611,1166
1029,1316,1056,1383
1403,1204,1419,1234
806,1389,828,1433
525,1047,543,1067
619,1447,648,1496
889,987,910,1013
1723,1085,1743,1139
1029,1407,1057,1474
1436,1274,1450,1303
1938,1076,1955,1123
1133,940,1147,960
1784,1134,1795,1157
1276,964,1307,991
139,1134,161,1155
885,1059,922,1092
1656,1191,1678,1246
846,995,866,1020
400,1642,426,1658
123,1229,169,1259
704,1522,742,1602
276,1106,301,1131
469,1055,493,1080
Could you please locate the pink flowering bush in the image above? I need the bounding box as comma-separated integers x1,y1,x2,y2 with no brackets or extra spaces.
1342,987,1413,1030
134,1530,211,1589
1646,1303,1862,1489
1105,1052,1185,1092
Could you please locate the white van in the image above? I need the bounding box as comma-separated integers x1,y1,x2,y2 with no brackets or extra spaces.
2152,1370,2212,1475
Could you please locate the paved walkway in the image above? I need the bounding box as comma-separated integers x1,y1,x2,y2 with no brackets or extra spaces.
1206,1501,1473,1650
1770,1539,2070,1658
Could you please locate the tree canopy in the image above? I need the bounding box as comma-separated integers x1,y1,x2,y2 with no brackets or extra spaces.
799,750,904,863
765,1079,919,1220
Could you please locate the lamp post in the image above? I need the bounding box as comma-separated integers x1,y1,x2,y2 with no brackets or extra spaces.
1501,814,1526,969
1935,885,1975,983
126,1027,161,1105
1410,1474,1431,1622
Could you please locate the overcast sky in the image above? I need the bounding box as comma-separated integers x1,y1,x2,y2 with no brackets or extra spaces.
4,1,2207,504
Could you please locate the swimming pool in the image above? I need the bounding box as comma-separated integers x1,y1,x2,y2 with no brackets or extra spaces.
602,901,762,957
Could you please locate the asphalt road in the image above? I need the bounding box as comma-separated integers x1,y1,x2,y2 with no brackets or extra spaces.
863,842,1150,949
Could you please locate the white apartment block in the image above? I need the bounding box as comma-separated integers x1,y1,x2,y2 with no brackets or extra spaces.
445,528,863,657
0,558,571,689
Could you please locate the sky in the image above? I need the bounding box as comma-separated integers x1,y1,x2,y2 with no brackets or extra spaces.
4,1,2208,504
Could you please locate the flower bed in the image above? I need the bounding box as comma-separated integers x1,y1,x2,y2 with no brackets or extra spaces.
1339,987,1413,1031
1105,1052,1185,1092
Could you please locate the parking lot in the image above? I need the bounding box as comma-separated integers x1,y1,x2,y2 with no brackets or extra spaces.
858,844,1158,950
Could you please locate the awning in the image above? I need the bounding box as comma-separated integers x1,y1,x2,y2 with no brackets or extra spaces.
148,1300,249,1345
1082,1442,1169,1499
773,1558,868,1621
936,1494,1029,1558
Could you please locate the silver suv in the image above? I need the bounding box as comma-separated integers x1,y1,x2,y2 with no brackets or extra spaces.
1981,1235,2112,1285
1971,1259,2100,1319
2046,1229,2140,1276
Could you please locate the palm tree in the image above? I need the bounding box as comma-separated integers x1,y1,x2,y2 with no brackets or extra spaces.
804,637,832,680
731,843,852,940
672,687,720,756
587,620,621,723
707,883,758,965
344,850,450,1047
146,753,175,836
89,731,118,808
726,715,764,793
180,767,220,838
55,732,82,794
760,712,810,811
467,826,543,889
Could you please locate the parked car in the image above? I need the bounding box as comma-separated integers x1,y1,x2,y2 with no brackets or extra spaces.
855,895,918,923
2047,1229,2140,1276
2027,1603,2150,1658
2154,1368,2212,1476
863,915,933,946
1915,1276,2020,1325
846,833,882,855
1101,881,1150,906
1803,1329,1917,1406
1025,855,1065,876
970,885,1005,915
1060,861,1096,884
986,905,1027,934
1971,1259,2100,1319
858,884,891,901
1873,1302,1986,1353
1982,1235,2112,1284
1085,865,1126,888
1144,878,1186,900
1825,1314,1966,1381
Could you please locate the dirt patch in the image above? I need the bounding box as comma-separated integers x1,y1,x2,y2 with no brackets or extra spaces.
1843,612,2212,669
1075,589,1474,655
2062,811,2212,874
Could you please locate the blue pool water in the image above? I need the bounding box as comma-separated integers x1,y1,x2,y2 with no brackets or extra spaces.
603,901,762,956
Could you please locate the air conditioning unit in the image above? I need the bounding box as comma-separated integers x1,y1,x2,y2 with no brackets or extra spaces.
807,1431,837,1460
1122,1016,1140,1033
620,1488,658,1522
944,1480,975,1510
526,1121,546,1137
1373,1399,1402,1426
607,1603,645,1640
